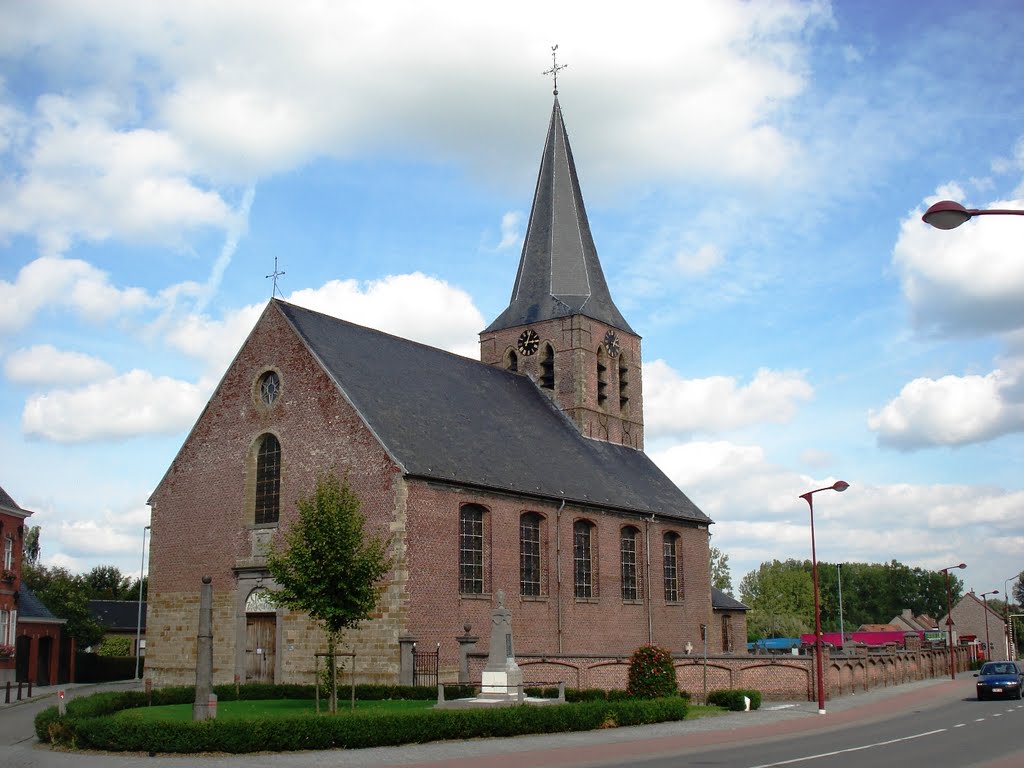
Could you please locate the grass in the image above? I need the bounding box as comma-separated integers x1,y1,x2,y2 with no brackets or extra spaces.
115,698,433,723
685,704,732,720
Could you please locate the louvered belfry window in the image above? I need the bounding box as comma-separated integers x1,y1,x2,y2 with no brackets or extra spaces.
255,434,281,525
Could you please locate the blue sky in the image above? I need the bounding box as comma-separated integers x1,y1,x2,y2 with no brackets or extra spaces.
2,0,1023,602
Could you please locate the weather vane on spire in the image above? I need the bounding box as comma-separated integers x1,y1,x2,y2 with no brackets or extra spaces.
543,44,567,96
266,255,285,298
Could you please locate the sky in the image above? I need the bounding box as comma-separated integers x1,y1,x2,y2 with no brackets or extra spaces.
2,0,1024,607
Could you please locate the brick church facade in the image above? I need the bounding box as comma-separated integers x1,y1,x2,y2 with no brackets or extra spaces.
146,97,737,687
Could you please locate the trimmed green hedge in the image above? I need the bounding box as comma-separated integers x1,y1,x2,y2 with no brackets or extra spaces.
35,685,688,753
706,689,762,711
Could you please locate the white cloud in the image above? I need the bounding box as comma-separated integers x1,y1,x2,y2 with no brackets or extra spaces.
644,360,814,438
674,244,723,276
21,370,206,443
5,344,114,385
0,256,152,334
868,368,1024,449
893,189,1024,337
287,273,484,358
498,211,523,250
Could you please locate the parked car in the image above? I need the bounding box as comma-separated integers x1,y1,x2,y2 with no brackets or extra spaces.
974,661,1024,700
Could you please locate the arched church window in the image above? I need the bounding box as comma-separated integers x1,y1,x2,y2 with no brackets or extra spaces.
663,532,682,602
540,343,555,390
520,512,543,596
245,587,276,614
597,347,608,406
459,504,486,595
620,526,640,600
573,519,596,599
255,434,281,525
506,349,519,372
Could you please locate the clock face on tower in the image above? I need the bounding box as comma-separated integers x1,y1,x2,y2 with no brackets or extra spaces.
517,329,540,356
603,330,620,358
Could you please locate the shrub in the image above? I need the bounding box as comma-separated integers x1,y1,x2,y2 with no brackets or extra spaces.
35,690,688,753
706,689,762,711
96,637,133,657
627,644,678,699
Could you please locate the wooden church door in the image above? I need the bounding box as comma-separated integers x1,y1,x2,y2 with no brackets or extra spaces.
244,588,276,683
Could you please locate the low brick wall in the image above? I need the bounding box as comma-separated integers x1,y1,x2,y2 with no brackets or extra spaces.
467,644,970,701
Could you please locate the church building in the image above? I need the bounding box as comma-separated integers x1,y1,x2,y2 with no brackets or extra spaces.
146,96,730,687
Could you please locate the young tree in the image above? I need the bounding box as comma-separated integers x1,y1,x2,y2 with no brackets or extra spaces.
21,563,106,649
22,525,41,565
266,473,391,712
710,546,733,596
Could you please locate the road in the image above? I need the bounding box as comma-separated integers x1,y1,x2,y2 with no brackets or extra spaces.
2,678,1021,767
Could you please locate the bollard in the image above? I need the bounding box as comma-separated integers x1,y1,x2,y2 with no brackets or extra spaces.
27,681,32,698
517,683,524,703
16,681,22,701
4,681,9,704
558,681,566,702
437,683,445,704
58,690,66,716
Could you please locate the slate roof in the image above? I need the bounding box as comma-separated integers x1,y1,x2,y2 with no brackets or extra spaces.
484,97,634,335
277,300,709,523
0,484,31,518
712,588,748,611
89,599,146,631
18,583,63,623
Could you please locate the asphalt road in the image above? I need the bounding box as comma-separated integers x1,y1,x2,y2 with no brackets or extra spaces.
2,677,1020,767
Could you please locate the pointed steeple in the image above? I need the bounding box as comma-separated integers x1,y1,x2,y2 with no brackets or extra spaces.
484,98,634,335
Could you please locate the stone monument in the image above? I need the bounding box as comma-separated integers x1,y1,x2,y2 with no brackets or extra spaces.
192,576,216,721
480,590,522,699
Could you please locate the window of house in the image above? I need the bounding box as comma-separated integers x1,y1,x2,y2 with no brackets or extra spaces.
573,520,596,599
520,512,543,596
620,526,640,600
540,343,555,390
722,614,733,653
459,505,485,595
663,532,682,602
254,434,281,525
597,347,608,406
2,535,12,570
0,608,9,646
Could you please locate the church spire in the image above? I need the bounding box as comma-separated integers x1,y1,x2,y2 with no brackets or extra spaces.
484,97,634,335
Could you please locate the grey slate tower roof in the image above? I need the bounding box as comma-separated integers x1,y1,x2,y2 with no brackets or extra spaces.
277,300,708,523
484,98,634,335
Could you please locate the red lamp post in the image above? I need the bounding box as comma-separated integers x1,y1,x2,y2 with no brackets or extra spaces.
922,200,1024,230
799,480,849,715
941,563,967,679
979,590,999,662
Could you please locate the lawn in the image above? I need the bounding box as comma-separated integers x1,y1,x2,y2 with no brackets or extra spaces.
115,698,434,722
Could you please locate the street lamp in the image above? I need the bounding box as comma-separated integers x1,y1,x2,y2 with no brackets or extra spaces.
922,200,1024,230
799,480,850,715
979,590,999,662
941,563,967,680
1006,575,1020,660
134,524,151,681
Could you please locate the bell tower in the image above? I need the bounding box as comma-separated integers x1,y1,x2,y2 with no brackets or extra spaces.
480,96,643,450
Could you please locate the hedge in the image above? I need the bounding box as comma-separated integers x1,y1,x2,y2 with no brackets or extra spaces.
35,685,688,753
706,689,762,711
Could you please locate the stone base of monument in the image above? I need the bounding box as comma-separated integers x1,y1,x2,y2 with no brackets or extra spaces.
433,678,566,709
479,666,524,699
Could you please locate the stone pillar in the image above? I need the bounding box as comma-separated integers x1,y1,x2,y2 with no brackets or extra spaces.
193,576,214,721
457,624,479,684
398,635,417,686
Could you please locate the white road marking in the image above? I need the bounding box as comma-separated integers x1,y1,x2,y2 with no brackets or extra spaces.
747,729,947,767
976,718,986,722
954,723,966,728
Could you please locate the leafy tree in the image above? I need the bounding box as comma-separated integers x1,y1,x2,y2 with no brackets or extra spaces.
710,546,733,595
266,473,391,712
1014,571,1024,607
21,563,106,649
84,565,133,600
22,525,41,565
96,636,132,657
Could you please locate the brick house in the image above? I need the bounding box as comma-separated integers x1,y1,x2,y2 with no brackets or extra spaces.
940,591,1009,661
0,485,29,684
146,97,731,687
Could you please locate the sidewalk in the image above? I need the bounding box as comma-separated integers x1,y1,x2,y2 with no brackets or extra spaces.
0,678,143,709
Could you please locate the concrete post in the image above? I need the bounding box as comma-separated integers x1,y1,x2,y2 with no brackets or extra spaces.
193,576,214,721
457,624,479,684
